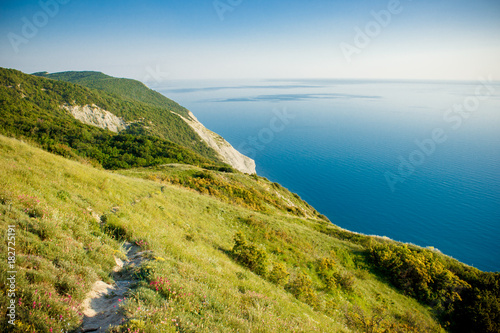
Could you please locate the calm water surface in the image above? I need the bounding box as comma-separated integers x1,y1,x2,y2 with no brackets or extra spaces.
160,79,500,272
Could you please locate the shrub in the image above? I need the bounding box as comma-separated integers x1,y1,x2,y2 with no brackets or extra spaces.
231,232,269,277
345,305,392,333
101,214,129,240
194,170,216,180
317,257,340,291
286,272,319,309
324,275,338,292
318,257,336,276
369,242,469,306
268,262,290,286
336,269,356,292
56,190,71,201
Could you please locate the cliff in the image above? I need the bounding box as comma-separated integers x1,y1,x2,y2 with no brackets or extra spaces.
33,70,256,173
61,104,255,174
177,111,256,174
62,104,127,133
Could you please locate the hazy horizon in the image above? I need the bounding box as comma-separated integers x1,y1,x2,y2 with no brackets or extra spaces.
1,0,499,83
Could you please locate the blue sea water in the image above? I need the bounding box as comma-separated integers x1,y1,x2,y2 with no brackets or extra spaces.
160,79,500,272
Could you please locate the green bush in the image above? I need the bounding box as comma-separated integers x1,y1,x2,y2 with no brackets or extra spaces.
336,270,355,292
101,214,129,240
231,232,269,277
369,242,468,307
324,275,338,292
268,262,290,286
367,241,500,332
317,257,336,277
286,272,320,309
317,257,340,292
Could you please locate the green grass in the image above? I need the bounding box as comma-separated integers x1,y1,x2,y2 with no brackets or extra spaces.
0,135,449,332
117,164,325,218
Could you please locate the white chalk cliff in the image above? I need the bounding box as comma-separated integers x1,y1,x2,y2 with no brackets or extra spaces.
63,104,256,174
177,111,256,174
63,104,127,133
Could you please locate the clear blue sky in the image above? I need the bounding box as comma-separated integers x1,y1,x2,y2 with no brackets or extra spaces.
0,0,499,81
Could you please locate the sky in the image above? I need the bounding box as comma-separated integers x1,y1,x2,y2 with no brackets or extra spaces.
0,0,499,82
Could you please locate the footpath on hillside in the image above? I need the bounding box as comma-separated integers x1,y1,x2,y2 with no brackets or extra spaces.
78,242,151,333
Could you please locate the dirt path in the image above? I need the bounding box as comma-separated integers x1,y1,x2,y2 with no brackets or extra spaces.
78,242,150,332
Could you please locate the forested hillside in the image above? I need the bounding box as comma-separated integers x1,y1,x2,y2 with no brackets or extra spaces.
0,68,225,169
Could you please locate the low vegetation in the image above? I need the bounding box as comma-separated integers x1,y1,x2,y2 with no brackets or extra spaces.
0,135,447,332
119,164,324,218
370,241,500,332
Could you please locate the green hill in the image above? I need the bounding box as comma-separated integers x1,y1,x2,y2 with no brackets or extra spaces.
32,71,191,118
31,70,206,152
0,68,224,169
0,68,498,333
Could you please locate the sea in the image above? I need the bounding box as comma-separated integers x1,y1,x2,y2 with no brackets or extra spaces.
159,79,500,272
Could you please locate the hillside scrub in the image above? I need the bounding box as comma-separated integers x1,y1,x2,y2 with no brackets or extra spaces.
130,165,325,217
369,241,500,332
0,135,450,332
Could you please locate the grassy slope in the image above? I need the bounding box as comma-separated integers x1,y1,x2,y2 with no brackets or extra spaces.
117,164,327,219
0,135,444,332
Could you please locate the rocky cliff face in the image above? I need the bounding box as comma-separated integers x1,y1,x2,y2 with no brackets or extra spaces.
62,104,127,133
63,104,256,174
177,111,256,174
